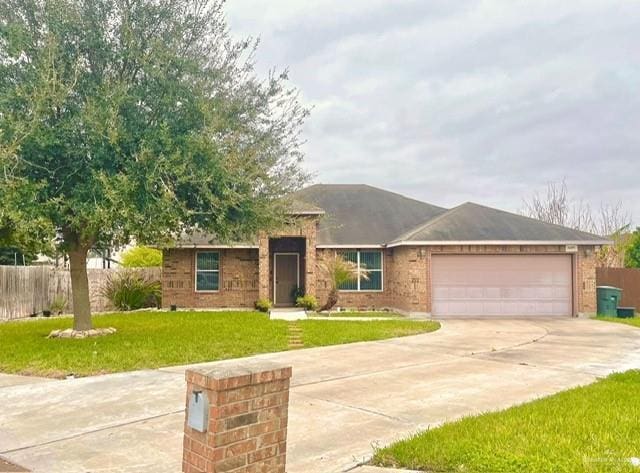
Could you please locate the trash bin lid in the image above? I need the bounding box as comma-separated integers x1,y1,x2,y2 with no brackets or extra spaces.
596,286,623,291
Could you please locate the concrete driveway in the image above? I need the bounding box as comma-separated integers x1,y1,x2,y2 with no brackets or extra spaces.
1,318,639,473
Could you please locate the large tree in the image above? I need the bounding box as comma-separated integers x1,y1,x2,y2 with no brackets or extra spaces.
0,0,308,330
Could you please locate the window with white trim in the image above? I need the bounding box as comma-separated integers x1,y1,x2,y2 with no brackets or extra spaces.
338,250,383,291
196,252,220,291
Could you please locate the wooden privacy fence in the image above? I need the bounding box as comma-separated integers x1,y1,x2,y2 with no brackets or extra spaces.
0,266,162,321
596,267,640,310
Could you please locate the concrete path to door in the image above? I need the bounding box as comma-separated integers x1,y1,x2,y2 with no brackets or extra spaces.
1,318,639,473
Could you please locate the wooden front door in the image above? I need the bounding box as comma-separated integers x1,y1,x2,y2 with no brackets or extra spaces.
274,253,299,306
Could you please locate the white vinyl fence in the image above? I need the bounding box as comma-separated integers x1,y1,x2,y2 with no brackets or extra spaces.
0,266,161,321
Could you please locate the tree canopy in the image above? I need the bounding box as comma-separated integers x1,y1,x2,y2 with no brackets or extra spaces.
0,247,36,265
0,0,309,329
625,229,640,268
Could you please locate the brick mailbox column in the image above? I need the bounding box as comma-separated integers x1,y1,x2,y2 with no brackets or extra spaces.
183,361,292,473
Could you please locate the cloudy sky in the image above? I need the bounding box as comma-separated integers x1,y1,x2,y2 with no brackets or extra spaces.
225,0,639,223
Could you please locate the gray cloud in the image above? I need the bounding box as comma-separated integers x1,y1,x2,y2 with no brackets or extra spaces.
226,0,640,225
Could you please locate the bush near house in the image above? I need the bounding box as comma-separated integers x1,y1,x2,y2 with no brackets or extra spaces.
120,246,163,268
320,254,366,311
100,271,161,311
255,298,272,312
296,294,318,311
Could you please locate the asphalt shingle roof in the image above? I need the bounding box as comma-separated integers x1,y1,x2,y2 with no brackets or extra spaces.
390,202,608,244
292,184,447,245
172,184,609,247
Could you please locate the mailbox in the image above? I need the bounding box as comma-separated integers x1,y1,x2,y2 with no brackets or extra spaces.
187,390,209,432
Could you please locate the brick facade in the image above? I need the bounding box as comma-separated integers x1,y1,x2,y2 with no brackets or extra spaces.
258,217,318,302
163,248,259,309
576,246,597,314
182,362,291,473
163,231,598,316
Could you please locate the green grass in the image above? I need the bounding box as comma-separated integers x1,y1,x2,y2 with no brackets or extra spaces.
313,311,404,318
373,370,640,473
0,311,439,378
300,319,437,347
595,316,640,328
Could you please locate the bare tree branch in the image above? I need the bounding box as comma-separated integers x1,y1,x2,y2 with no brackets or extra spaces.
522,180,632,267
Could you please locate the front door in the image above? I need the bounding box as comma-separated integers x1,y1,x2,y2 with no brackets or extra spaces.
274,253,299,306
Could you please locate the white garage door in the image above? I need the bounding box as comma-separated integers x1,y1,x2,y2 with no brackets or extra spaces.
431,255,573,317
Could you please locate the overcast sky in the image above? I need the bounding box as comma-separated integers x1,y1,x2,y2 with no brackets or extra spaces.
225,0,639,223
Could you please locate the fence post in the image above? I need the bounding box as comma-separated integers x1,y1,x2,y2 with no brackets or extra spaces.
183,361,292,473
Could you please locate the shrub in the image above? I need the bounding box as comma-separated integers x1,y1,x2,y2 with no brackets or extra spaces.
292,286,305,299
319,254,368,311
625,228,640,268
296,294,318,311
255,298,272,312
120,245,163,268
100,270,161,311
49,295,67,314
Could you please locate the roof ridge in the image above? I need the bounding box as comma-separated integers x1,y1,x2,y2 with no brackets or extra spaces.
391,203,465,243
462,201,606,239
297,183,447,211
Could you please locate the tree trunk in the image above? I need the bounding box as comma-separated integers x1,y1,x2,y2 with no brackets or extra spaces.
68,246,92,331
321,288,339,312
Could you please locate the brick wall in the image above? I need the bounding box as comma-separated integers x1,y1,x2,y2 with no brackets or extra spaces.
315,248,395,310
164,243,598,316
576,247,597,314
163,248,259,309
315,247,430,314
183,361,291,473
315,245,598,316
258,216,319,301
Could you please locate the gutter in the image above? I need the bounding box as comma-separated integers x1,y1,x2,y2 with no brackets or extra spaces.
386,240,612,248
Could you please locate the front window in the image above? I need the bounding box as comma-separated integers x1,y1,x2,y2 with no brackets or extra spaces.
339,250,383,291
196,252,219,291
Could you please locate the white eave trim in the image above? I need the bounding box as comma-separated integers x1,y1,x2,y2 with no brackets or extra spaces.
386,240,611,247
316,244,385,249
174,244,259,249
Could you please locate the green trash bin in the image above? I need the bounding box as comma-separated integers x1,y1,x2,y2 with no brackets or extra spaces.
597,286,622,317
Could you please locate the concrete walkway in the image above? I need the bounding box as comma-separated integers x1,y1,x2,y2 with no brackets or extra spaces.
1,318,639,473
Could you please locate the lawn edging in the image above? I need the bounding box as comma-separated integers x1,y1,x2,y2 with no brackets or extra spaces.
594,315,640,328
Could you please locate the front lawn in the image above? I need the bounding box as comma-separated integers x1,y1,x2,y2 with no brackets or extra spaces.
373,370,640,473
595,316,640,328
0,311,439,378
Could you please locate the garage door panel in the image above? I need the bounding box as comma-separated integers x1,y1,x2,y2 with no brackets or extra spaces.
432,255,572,318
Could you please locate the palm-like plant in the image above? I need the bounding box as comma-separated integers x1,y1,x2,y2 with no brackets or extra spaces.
320,254,369,311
